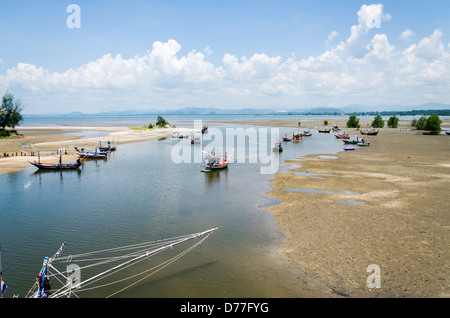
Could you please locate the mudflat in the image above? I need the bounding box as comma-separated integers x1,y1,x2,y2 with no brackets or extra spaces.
261,120,449,297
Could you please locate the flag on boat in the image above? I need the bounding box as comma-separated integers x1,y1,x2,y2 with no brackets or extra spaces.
1,279,6,295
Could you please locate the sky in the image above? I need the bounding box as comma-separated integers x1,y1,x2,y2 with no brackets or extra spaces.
0,0,449,114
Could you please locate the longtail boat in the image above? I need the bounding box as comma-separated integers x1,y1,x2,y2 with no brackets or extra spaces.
335,133,350,139
29,161,82,170
360,130,379,136
74,147,108,159
28,152,82,170
98,141,117,152
201,152,229,172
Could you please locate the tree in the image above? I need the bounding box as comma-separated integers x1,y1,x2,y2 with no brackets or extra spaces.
156,115,169,127
324,120,328,126
424,114,442,135
415,116,427,130
346,115,360,128
0,92,24,130
371,114,385,128
387,116,399,128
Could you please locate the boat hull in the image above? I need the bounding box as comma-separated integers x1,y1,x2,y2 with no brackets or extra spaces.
201,164,228,172
29,161,82,170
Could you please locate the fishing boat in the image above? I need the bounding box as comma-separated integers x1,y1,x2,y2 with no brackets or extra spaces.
344,147,356,151
446,131,450,135
343,136,364,144
335,133,350,139
74,147,108,159
357,142,370,146
360,129,379,136
318,129,331,133
292,132,304,142
201,152,230,172
201,125,208,134
98,140,117,152
28,152,82,170
332,125,341,132
282,134,292,142
300,130,312,137
29,160,82,170
273,141,283,152
25,228,218,298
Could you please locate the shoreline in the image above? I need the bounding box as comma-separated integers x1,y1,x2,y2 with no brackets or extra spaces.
0,126,194,174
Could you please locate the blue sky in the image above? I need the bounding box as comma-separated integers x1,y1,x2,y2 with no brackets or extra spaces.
0,1,449,114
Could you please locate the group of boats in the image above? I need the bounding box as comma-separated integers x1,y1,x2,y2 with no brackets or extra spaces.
275,129,315,152
334,129,374,150
28,141,117,171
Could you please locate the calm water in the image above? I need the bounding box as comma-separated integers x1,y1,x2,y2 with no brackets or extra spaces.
1,118,348,298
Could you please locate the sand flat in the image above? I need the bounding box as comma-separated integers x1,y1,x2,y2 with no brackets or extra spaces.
266,125,450,297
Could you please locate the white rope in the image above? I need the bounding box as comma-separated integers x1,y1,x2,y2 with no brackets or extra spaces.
106,233,210,298
49,228,217,298
55,235,207,298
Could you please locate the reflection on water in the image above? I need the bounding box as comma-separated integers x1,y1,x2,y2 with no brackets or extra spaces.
0,123,347,298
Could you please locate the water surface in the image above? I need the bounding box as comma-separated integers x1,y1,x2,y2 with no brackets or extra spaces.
1,118,347,298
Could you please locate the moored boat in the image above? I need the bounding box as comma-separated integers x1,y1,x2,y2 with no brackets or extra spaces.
201,152,229,172
273,141,283,152
360,129,379,136
74,147,108,159
98,140,117,152
28,151,82,170
29,160,82,170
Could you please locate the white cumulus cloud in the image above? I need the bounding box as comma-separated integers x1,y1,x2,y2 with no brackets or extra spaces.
0,5,449,113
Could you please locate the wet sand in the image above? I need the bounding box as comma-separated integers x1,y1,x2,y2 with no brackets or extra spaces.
240,118,449,298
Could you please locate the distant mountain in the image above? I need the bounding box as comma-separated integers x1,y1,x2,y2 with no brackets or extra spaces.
24,104,450,117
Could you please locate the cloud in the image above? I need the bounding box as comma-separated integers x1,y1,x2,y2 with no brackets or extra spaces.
326,31,339,45
0,5,449,113
400,29,416,42
345,3,392,57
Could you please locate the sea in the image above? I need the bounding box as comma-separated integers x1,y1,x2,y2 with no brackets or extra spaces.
0,114,432,298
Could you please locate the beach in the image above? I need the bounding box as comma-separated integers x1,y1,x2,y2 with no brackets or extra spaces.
1,118,449,298
0,126,180,174
237,118,449,298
